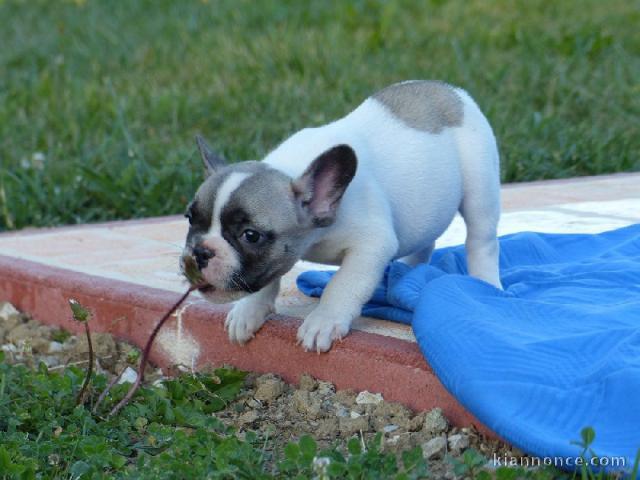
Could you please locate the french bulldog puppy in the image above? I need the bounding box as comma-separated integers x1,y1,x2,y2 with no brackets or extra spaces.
181,80,502,352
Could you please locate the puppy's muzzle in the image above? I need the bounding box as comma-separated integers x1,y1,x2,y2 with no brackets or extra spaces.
193,245,215,270
180,250,214,293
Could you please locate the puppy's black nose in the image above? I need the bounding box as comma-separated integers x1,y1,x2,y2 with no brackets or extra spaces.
193,245,214,270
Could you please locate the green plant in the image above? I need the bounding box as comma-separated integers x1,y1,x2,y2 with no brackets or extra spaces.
69,299,93,406
278,433,428,479
50,328,72,344
449,448,489,479
0,350,249,479
569,427,640,480
2,348,639,479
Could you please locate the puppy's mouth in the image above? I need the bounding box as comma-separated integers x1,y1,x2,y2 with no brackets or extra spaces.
181,255,214,291
197,284,215,293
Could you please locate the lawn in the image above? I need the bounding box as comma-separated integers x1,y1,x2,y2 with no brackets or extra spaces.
0,0,638,231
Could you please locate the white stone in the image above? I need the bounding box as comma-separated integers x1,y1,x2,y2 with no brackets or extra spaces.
387,434,401,446
334,405,349,418
48,341,65,353
40,355,60,368
0,302,19,320
383,424,399,433
355,390,383,405
118,367,138,385
316,380,335,396
422,436,447,459
448,433,470,454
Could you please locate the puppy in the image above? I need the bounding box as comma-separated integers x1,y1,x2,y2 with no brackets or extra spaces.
181,80,502,352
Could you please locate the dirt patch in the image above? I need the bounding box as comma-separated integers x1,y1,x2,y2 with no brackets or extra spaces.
0,301,524,477
0,301,160,381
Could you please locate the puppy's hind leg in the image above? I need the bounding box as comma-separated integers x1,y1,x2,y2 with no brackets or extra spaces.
456,105,502,289
459,186,502,289
399,243,435,267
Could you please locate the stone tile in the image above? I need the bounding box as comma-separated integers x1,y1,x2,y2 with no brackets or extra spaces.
0,229,151,258
95,257,187,292
501,172,640,210
553,199,640,221
112,219,188,244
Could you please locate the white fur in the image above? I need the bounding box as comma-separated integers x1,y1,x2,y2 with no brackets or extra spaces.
211,172,251,235
232,86,501,352
200,173,251,296
226,279,280,343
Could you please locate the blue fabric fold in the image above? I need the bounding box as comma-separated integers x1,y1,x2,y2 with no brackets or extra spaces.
296,224,640,471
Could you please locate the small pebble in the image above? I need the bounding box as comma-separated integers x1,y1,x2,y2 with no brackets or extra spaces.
292,390,322,419
254,374,285,403
39,355,60,368
316,380,335,396
422,436,447,459
448,433,470,455
47,341,65,353
118,367,138,384
355,390,383,405
238,410,259,426
339,415,369,436
387,434,401,446
316,418,338,437
423,408,449,436
298,373,317,391
334,404,350,418
334,389,357,407
383,424,399,434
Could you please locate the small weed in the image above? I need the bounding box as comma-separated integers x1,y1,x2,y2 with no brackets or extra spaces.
50,328,71,344
449,448,488,479
278,433,428,479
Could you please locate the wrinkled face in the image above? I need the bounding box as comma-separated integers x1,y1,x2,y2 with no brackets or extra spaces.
181,163,310,302
180,138,357,303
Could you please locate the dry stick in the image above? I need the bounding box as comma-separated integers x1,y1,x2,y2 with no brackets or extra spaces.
107,285,199,417
92,367,125,414
75,321,94,406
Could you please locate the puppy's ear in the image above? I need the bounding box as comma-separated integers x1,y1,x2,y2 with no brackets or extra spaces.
292,144,357,227
195,135,226,175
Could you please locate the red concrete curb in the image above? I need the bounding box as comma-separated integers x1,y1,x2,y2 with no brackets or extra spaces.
0,253,493,436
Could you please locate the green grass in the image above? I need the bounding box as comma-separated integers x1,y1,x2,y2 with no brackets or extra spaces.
2,352,637,479
0,353,431,479
0,0,639,230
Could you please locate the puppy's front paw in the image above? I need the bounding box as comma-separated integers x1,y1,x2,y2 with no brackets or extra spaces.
297,310,351,353
225,298,274,344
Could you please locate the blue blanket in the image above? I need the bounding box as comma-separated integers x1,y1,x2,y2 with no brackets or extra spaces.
297,224,640,471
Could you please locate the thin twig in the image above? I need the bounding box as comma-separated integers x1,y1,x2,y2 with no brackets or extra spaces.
48,356,113,371
75,321,94,406
92,367,125,414
108,285,198,417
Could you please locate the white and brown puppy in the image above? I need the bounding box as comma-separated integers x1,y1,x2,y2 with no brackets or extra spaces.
181,80,502,352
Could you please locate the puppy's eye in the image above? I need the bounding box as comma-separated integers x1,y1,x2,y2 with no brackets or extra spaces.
242,229,262,244
185,203,197,225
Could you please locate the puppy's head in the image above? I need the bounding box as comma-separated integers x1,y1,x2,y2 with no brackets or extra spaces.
180,135,357,303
